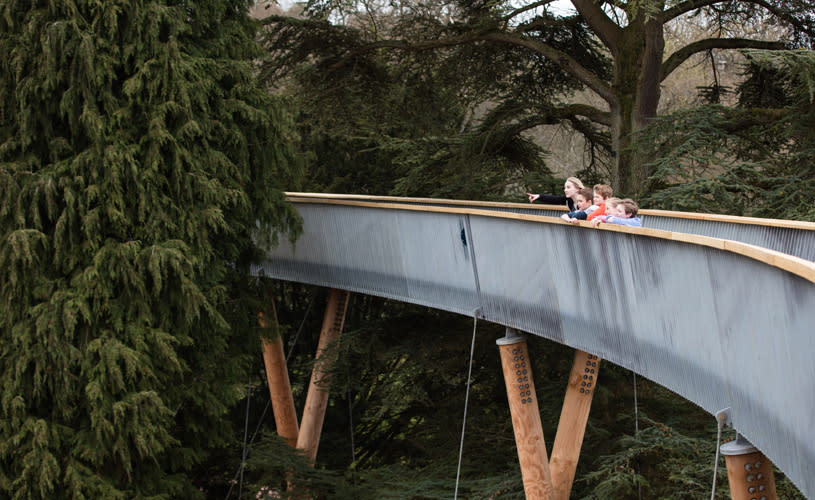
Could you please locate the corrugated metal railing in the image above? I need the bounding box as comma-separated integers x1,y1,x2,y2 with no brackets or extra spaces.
254,197,815,498
286,193,815,262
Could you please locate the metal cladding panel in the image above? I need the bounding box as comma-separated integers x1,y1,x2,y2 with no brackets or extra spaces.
331,197,566,219
641,215,815,262
290,195,815,262
465,215,571,343
468,217,730,395
253,204,480,315
477,206,566,218
254,202,815,498
705,255,815,488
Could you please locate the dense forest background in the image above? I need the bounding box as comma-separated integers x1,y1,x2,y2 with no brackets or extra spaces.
2,0,814,499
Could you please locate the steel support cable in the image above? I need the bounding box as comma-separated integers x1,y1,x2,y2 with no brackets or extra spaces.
710,412,727,500
634,373,642,500
225,292,317,500
239,384,252,499
348,373,357,487
454,214,482,499
454,313,479,500
286,292,317,362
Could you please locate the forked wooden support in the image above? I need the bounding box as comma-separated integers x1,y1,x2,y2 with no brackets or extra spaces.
497,329,554,500
549,350,600,500
259,298,300,448
296,288,351,461
259,289,349,500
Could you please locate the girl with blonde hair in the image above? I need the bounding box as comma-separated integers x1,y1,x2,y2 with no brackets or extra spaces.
526,176,584,211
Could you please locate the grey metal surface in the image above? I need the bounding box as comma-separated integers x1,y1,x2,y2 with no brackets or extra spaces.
287,193,815,262
641,215,815,262
253,201,815,498
256,204,480,314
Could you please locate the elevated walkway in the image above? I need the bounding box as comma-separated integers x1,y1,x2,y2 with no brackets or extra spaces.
253,194,815,498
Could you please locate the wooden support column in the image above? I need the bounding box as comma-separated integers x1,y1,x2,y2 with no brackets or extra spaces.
259,300,299,448
497,328,554,500
549,350,600,500
296,289,350,462
721,434,778,500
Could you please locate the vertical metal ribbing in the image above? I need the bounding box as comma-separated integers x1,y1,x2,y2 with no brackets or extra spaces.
642,217,815,263
463,214,484,317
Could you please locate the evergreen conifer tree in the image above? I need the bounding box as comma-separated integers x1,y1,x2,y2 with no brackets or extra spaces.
0,1,300,497
638,49,815,221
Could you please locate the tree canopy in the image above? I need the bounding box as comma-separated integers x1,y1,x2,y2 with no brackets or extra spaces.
263,0,815,198
638,49,815,220
0,1,300,498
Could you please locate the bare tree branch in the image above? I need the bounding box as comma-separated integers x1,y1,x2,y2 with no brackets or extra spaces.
749,0,815,36
325,29,618,107
662,38,785,81
660,0,727,23
662,0,815,37
518,15,582,34
512,111,612,157
478,106,608,159
557,103,613,126
502,0,556,22
513,103,613,129
325,32,489,73
481,31,618,105
570,0,621,54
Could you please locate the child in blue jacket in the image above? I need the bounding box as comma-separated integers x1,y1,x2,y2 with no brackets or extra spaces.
591,199,642,227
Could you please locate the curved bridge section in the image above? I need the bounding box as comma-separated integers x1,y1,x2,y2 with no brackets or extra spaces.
286,193,815,262
253,197,815,498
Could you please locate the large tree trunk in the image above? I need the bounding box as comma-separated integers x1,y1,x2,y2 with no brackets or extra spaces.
610,10,665,196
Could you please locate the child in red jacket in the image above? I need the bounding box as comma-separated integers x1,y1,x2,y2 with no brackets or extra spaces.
586,184,613,221
561,184,614,224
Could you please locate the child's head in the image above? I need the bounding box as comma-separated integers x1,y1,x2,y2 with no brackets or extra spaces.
593,184,613,205
575,187,593,210
617,199,639,218
605,197,621,214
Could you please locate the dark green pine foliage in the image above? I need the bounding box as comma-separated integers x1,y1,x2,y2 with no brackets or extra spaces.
260,15,566,201
638,50,815,221
0,1,300,498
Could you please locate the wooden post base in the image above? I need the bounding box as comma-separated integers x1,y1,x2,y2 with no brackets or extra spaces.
296,289,351,462
721,435,777,500
550,350,600,500
497,329,554,500
259,297,299,448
